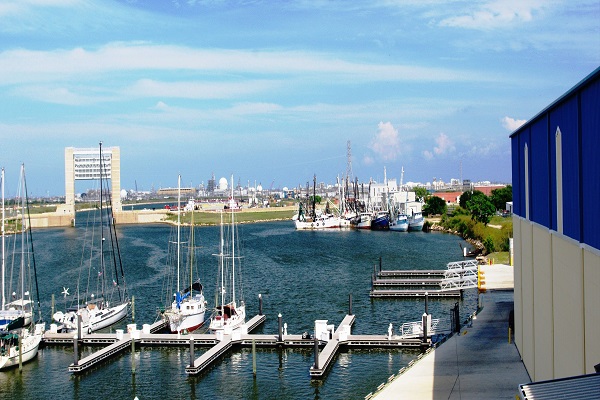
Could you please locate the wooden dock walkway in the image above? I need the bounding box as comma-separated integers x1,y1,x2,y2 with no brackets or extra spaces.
370,288,461,297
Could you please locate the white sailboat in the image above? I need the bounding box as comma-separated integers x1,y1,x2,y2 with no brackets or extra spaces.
1,165,44,370
210,176,246,332
162,175,206,334
52,142,129,334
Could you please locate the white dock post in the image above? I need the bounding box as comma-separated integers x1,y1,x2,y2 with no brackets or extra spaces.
258,293,263,315
278,313,283,343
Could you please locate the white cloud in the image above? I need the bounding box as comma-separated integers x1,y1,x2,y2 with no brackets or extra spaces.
501,116,527,131
433,132,455,155
369,121,402,162
0,43,489,87
439,0,549,30
422,132,455,160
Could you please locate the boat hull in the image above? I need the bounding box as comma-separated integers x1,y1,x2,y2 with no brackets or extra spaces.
408,214,424,231
294,216,340,229
0,332,42,370
53,301,129,333
165,295,207,334
209,304,246,332
371,214,390,230
389,219,409,232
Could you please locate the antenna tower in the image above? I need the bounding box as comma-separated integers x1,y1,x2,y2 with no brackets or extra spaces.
346,140,353,181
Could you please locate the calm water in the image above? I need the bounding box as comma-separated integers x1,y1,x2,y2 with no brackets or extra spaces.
0,220,477,400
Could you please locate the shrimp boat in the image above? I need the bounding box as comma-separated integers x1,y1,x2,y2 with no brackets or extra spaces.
52,142,129,333
161,175,206,334
210,176,246,332
1,165,44,370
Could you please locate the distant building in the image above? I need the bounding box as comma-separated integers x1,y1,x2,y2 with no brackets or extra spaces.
511,67,599,382
157,187,196,197
432,191,462,204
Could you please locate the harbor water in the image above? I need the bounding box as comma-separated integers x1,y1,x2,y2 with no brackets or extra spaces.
0,220,478,400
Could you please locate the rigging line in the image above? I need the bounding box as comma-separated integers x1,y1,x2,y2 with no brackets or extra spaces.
23,165,42,323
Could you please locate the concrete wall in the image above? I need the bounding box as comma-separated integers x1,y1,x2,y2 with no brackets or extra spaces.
514,215,600,380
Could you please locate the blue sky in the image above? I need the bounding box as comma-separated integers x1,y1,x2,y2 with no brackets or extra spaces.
0,0,598,196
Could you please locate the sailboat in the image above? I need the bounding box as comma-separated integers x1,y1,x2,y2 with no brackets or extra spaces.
52,142,129,334
210,176,246,332
1,165,44,370
161,175,206,334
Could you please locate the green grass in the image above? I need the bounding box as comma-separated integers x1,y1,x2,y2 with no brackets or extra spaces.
488,251,510,264
164,209,296,225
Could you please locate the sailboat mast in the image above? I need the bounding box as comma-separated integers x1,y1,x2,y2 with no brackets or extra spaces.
99,142,105,299
23,165,42,322
219,211,224,314
177,174,181,294
189,208,194,296
1,167,4,310
230,175,235,306
19,165,25,307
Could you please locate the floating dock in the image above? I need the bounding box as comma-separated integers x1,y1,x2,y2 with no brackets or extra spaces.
43,311,440,379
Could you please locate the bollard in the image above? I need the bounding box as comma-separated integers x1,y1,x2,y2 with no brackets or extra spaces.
348,293,353,316
278,313,283,343
131,335,136,374
313,336,319,370
259,294,263,316
189,336,195,368
131,296,135,322
252,339,257,377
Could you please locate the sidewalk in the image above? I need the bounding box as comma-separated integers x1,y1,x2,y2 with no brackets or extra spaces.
372,287,530,399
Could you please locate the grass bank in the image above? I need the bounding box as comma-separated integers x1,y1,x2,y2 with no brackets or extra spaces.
164,207,296,225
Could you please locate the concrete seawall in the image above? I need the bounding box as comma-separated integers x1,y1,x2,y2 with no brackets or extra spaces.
28,209,169,228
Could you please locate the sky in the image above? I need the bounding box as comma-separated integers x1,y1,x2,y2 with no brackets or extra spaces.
0,0,598,196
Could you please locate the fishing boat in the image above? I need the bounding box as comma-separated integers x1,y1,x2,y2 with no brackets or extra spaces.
408,211,424,231
1,165,44,370
354,211,373,229
161,175,206,334
293,175,341,230
210,176,246,332
370,210,390,230
52,142,129,334
389,212,409,232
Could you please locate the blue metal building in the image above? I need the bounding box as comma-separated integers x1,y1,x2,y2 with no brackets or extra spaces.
510,67,600,382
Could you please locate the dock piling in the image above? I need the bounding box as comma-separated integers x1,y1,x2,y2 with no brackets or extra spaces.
313,336,319,370
259,294,263,315
18,334,22,372
131,335,136,374
73,333,79,366
252,339,256,377
189,336,195,368
349,293,353,315
132,296,135,322
51,293,55,318
77,314,82,338
421,313,428,345
425,292,429,315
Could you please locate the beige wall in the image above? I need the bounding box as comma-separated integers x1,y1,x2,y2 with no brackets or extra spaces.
514,215,600,381
533,224,553,380
583,245,600,374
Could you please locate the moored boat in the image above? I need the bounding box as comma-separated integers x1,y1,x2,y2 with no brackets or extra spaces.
370,211,390,230
389,213,409,232
408,211,424,231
